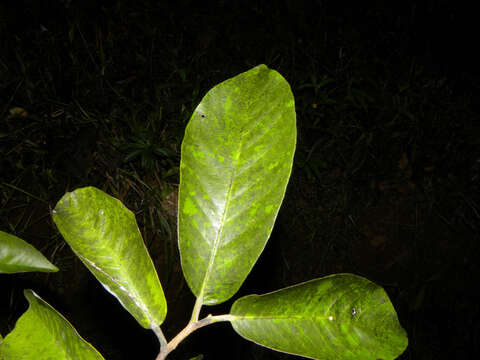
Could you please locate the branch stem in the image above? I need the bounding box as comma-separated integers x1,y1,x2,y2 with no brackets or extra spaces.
155,314,234,360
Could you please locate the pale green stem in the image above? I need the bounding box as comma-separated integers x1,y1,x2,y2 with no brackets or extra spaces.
151,324,168,348
190,295,204,323
155,314,234,360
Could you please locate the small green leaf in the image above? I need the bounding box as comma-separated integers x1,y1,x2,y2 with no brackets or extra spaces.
230,274,408,360
0,231,58,274
52,187,166,329
0,290,104,360
179,64,296,305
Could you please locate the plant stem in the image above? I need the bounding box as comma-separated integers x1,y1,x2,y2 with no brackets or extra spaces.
190,295,203,323
155,314,235,360
151,324,168,348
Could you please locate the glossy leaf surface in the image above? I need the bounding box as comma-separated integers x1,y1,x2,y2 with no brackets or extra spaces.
0,231,58,274
0,290,104,360
230,274,408,360
178,64,296,305
52,187,166,329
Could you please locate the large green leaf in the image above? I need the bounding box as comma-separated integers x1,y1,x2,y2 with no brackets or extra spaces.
0,230,58,274
52,186,166,329
178,64,296,305
0,289,104,360
230,274,408,360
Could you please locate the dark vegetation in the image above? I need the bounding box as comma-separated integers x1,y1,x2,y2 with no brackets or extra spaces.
1,1,479,359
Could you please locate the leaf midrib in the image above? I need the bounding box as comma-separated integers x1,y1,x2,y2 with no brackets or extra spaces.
77,252,155,326
198,127,245,303
230,314,343,321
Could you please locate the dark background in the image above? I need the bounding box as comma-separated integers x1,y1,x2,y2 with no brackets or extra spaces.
1,0,479,359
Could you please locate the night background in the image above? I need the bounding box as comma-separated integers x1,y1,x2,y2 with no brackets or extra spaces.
1,0,479,359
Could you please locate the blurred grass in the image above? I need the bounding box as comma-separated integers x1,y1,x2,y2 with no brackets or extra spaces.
1,1,479,359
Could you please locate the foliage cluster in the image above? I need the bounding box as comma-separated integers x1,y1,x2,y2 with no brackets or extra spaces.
1,1,479,358
1,66,407,360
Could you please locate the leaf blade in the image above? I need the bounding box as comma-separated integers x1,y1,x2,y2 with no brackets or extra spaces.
230,274,408,360
0,231,58,274
178,64,296,305
52,186,166,329
0,290,104,360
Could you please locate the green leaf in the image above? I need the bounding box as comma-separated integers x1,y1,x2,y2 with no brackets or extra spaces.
230,274,408,360
178,64,296,305
0,289,104,360
0,231,59,274
52,187,166,329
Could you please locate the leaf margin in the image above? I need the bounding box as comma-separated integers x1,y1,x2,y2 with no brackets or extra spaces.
0,289,104,360
178,64,297,306
0,230,59,274
52,186,167,329
229,273,408,360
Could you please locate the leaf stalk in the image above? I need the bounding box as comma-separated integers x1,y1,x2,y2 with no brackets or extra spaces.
155,314,234,360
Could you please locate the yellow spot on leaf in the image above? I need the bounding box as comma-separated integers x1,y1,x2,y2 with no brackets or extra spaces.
183,197,198,215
